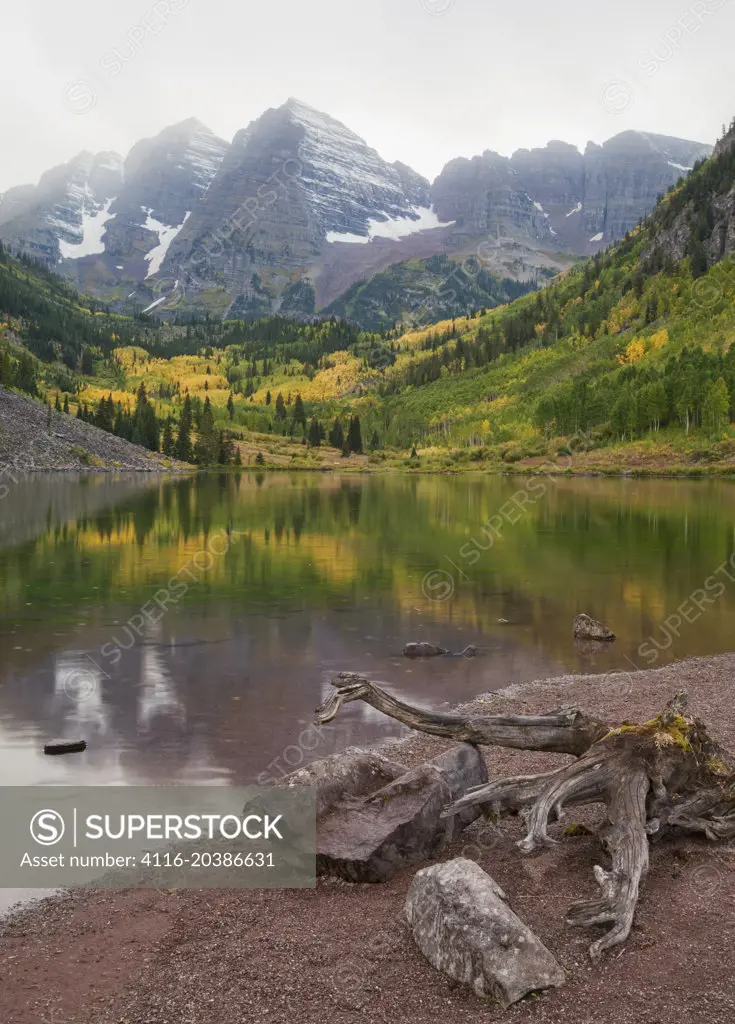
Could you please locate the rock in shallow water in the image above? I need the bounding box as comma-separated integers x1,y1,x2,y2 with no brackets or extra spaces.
573,613,616,642
406,858,565,1007
402,642,449,658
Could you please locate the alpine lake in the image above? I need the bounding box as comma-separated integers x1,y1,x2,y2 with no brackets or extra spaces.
2,470,735,791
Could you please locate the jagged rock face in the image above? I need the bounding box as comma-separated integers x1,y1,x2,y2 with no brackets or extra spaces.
69,119,229,294
0,185,38,226
644,123,735,268
0,106,713,322
714,122,735,159
164,99,434,315
109,119,227,237
77,119,230,299
432,150,553,246
585,131,712,244
510,141,586,251
0,152,123,264
282,98,432,236
511,141,585,211
0,121,228,298
432,132,712,259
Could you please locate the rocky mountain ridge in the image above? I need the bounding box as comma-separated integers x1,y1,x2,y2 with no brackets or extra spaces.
0,119,228,301
643,119,735,268
0,102,712,324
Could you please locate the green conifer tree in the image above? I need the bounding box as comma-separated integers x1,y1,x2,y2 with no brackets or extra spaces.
175,395,194,462
293,393,306,427
308,418,322,447
329,418,344,449
347,415,363,453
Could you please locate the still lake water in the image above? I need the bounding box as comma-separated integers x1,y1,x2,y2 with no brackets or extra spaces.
2,471,735,790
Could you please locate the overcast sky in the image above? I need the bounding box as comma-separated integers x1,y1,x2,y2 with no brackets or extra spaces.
2,0,734,193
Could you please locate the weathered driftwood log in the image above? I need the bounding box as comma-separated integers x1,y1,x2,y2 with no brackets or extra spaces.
317,675,735,959
44,739,87,755
317,673,609,756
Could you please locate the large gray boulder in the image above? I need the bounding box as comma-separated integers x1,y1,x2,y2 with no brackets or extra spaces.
573,613,616,642
406,858,565,1007
279,750,408,819
429,743,489,829
316,744,488,883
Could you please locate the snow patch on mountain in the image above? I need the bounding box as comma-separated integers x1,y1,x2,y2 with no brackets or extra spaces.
326,206,452,245
284,98,431,235
58,197,115,259
566,201,583,217
590,232,604,243
143,208,191,278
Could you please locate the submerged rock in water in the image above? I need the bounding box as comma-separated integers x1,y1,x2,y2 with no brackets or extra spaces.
406,858,565,1007
402,642,449,658
573,613,616,642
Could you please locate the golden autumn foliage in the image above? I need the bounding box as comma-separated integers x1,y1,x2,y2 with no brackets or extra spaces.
617,337,646,365
617,328,670,366
649,328,669,351
606,296,639,335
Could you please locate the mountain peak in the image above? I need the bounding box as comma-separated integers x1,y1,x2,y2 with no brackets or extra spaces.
283,96,320,113
176,116,211,131
279,97,365,140
154,117,222,142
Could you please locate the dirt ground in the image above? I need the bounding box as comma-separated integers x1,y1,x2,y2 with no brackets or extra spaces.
2,654,734,1024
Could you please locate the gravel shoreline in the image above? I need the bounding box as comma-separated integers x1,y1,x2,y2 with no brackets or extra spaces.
2,654,735,1024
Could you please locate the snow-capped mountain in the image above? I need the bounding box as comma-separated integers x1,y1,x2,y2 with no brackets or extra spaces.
161,98,448,317
281,97,433,236
0,151,123,264
0,119,228,297
0,102,713,321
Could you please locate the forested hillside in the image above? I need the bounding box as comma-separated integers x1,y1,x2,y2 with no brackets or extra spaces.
2,119,735,474
324,254,541,332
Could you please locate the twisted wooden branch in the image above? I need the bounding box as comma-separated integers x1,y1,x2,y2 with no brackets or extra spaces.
317,673,609,756
317,677,735,958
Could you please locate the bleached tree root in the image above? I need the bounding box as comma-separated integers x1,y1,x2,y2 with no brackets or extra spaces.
316,678,735,958
317,672,609,755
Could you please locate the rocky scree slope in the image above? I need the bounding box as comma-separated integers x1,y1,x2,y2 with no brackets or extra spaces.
0,386,178,471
